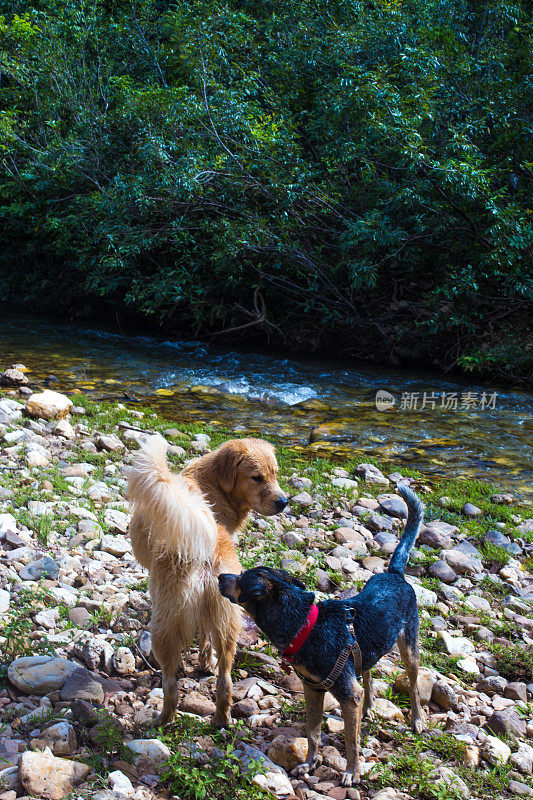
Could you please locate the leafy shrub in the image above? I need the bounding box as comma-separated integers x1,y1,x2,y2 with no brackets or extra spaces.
0,0,531,378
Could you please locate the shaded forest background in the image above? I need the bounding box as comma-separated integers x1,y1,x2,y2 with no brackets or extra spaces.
0,0,531,381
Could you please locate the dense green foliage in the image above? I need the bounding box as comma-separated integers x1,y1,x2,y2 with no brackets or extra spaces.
0,0,531,378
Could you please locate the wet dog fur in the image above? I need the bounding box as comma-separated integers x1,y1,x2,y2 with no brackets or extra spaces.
219,485,426,785
128,436,287,726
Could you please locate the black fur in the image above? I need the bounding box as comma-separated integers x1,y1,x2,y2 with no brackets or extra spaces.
219,484,424,701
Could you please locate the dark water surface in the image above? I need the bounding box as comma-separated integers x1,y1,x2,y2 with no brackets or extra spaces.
0,312,531,501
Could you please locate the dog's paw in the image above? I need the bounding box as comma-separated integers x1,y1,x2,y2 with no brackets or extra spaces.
341,770,360,786
151,711,171,728
411,713,426,734
213,712,232,729
292,758,319,777
363,704,375,720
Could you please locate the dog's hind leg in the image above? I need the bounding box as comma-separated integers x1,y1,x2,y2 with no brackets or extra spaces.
151,625,183,726
293,683,325,777
340,681,363,786
397,628,425,734
198,627,217,673
362,670,374,718
211,606,240,727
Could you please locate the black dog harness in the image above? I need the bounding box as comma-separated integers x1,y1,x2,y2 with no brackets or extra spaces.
281,603,362,691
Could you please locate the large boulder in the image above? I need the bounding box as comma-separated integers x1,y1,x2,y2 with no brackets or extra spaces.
25,390,72,420
8,656,78,694
19,748,90,799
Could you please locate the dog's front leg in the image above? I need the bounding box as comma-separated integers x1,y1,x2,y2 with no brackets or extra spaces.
340,686,363,786
362,670,375,718
293,683,325,777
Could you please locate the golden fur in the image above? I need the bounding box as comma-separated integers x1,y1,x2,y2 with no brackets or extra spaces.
128,436,242,726
181,437,286,532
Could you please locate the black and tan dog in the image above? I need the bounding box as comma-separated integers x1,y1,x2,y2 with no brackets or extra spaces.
219,485,425,786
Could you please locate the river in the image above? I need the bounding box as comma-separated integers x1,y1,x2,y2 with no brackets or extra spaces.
0,312,531,501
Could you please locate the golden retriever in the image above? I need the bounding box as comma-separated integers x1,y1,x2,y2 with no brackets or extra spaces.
128,436,287,726
181,437,288,531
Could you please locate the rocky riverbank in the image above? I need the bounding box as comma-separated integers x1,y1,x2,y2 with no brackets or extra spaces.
0,364,532,800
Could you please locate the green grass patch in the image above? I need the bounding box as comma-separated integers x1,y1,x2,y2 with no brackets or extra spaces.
160,716,270,800
490,642,533,682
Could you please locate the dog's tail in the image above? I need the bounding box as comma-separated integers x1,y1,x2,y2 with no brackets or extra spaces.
387,484,424,575
128,435,217,565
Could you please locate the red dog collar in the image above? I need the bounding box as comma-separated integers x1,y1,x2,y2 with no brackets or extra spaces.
282,603,319,659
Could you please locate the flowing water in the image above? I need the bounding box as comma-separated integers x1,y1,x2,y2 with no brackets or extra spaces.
0,312,531,501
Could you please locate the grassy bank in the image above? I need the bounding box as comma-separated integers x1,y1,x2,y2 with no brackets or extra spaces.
0,389,532,800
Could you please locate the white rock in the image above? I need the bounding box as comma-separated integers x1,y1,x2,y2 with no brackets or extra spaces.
104,508,130,534
114,646,136,675
8,656,78,694
35,608,60,629
330,477,358,490
28,499,56,516
126,739,171,771
252,770,294,798
292,491,313,507
26,449,50,468
483,735,511,765
441,549,483,575
236,744,293,798
372,698,405,722
0,588,10,614
25,390,73,421
457,656,480,675
88,481,115,503
100,534,132,557
54,419,75,439
49,586,79,607
4,428,26,444
511,743,533,775
0,512,18,538
435,766,470,799
19,747,89,799
465,594,491,612
439,631,476,656
0,397,24,421
408,581,438,607
109,770,135,796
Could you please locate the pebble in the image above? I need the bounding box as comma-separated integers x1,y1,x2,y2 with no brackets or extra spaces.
428,559,457,583
19,556,60,581
37,722,77,756
483,735,511,765
267,735,308,771
433,680,459,711
61,667,105,703
394,668,434,704
125,740,171,772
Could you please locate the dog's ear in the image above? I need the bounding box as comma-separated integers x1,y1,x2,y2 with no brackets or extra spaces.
290,576,306,590
259,567,306,590
216,445,245,493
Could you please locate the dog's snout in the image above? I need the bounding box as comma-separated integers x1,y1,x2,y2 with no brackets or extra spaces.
275,495,288,511
218,573,240,603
